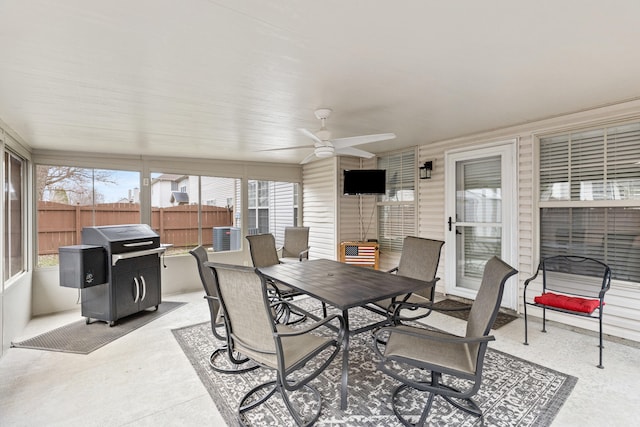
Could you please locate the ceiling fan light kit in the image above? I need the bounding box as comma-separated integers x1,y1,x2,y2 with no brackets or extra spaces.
264,107,397,164
314,146,334,158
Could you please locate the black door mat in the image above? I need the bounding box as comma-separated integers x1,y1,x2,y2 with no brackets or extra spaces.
432,298,518,329
11,301,186,354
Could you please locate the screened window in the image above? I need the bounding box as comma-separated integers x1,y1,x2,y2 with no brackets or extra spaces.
539,122,640,282
247,180,300,246
377,150,417,252
36,166,141,267
4,151,24,280
150,173,239,254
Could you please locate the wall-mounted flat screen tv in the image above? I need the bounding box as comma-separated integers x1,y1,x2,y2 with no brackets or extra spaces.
343,169,386,195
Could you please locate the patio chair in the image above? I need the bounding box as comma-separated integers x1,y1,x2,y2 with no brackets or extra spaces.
189,246,258,374
209,262,345,427
373,256,518,426
246,233,310,324
279,226,310,263
524,255,611,368
366,237,444,323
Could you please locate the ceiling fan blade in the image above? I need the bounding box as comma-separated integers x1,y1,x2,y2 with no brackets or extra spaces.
332,133,396,149
298,128,322,144
300,152,319,164
335,146,375,159
259,145,314,152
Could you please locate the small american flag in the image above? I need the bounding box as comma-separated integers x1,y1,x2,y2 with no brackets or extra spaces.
344,245,377,266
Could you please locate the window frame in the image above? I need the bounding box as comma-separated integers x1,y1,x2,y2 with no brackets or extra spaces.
376,148,418,254
4,149,26,281
537,120,640,284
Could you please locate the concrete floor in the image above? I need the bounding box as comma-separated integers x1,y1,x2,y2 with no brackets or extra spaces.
1,290,639,426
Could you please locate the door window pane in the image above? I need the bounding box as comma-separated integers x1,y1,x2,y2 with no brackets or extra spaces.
456,157,501,223
456,226,502,289
454,156,502,290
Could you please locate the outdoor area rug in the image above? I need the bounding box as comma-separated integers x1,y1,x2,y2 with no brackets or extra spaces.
432,299,519,329
172,300,576,426
11,301,185,354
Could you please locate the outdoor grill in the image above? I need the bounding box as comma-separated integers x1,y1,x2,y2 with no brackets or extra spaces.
78,224,165,326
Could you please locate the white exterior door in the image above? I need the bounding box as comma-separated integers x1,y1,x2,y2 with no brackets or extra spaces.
444,140,518,309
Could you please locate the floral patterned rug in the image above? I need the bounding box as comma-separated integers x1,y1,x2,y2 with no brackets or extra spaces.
172,300,576,426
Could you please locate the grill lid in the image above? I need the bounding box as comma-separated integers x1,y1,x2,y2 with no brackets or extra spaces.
83,224,158,242
82,225,160,254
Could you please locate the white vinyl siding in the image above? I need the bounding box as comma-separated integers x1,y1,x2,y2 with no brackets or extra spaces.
302,158,338,260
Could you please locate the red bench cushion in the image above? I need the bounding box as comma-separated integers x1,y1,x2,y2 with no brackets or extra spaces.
534,292,602,314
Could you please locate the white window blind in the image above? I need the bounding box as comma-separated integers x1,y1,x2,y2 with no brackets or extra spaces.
539,122,640,283
541,123,640,202
377,150,416,252
457,157,501,223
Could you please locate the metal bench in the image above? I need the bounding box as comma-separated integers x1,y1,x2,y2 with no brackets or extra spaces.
524,255,611,368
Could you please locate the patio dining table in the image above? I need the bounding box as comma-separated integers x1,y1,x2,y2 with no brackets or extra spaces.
257,258,434,410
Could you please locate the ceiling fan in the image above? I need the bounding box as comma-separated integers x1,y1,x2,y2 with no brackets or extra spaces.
271,108,396,164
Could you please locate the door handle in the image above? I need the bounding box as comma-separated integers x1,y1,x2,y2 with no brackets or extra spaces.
133,277,140,303
140,275,147,302
448,217,462,234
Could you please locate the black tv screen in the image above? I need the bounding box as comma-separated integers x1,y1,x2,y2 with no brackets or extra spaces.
343,169,386,195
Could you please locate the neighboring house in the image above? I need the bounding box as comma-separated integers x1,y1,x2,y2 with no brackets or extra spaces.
150,174,188,207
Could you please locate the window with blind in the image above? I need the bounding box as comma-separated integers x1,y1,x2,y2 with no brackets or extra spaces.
377,149,417,253
539,122,640,282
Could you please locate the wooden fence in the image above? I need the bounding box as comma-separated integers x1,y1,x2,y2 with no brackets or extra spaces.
38,201,234,255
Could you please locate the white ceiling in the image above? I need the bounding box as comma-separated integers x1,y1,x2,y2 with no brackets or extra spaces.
1,0,640,164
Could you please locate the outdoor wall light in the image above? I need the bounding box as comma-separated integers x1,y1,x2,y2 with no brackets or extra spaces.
419,161,433,179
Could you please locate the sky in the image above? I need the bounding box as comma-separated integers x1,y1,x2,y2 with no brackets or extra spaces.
93,170,140,203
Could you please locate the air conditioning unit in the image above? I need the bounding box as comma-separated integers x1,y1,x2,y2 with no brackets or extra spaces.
213,227,241,252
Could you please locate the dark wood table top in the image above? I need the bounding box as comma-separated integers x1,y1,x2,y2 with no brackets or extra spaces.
258,258,432,310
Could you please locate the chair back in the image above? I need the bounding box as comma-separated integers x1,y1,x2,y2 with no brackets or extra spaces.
189,246,224,339
246,233,280,267
540,255,611,299
282,226,310,259
396,236,444,300
466,257,518,345
209,263,276,360
189,246,217,297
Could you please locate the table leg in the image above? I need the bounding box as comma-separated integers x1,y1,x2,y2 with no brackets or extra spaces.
340,309,349,410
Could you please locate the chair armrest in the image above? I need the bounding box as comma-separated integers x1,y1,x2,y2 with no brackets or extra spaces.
275,313,345,342
378,325,495,345
387,301,434,322
372,326,494,359
298,248,309,261
523,266,541,290
387,266,399,274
